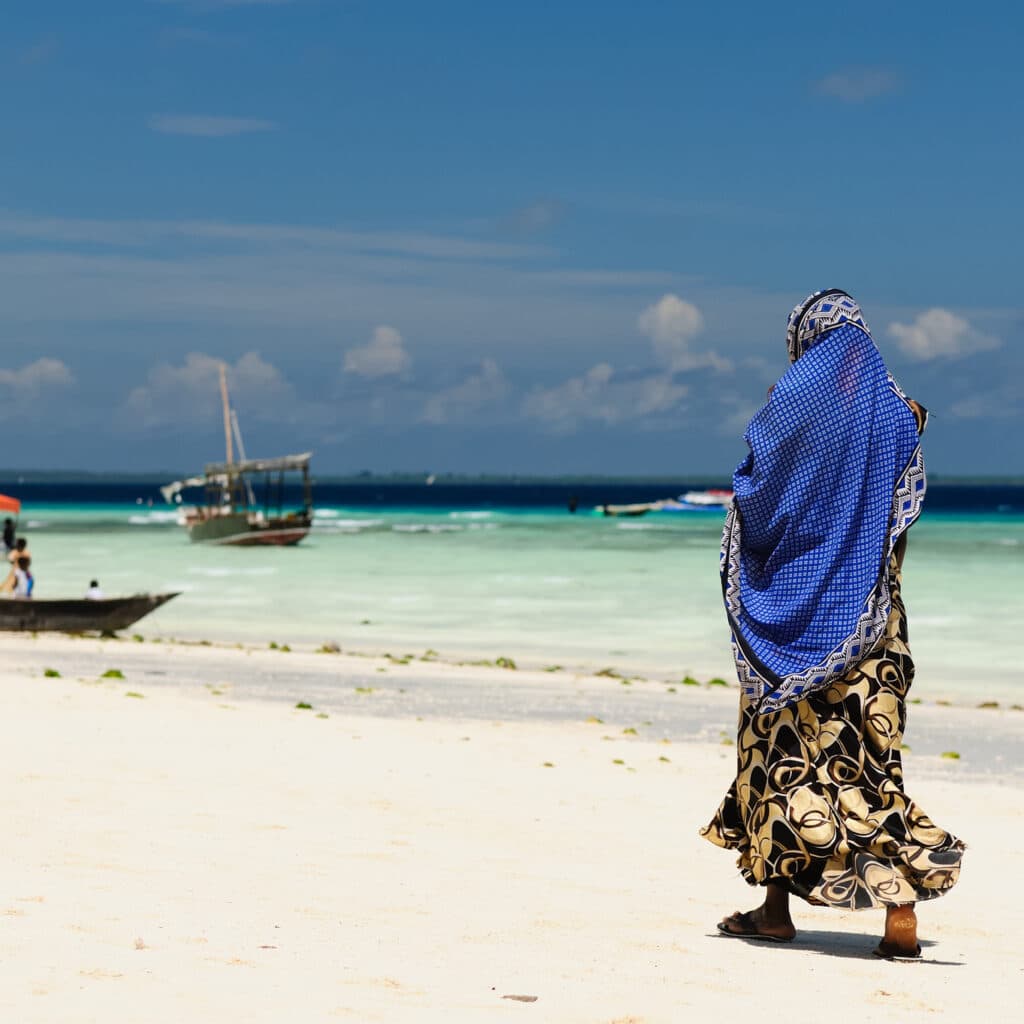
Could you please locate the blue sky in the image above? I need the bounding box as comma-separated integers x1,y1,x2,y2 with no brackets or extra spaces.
2,0,1021,475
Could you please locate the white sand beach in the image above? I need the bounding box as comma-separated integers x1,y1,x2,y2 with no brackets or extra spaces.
1,635,1021,1023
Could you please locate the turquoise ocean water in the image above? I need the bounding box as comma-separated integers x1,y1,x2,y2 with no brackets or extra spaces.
10,494,1024,703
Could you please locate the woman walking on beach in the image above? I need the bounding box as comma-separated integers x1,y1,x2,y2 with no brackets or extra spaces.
702,290,964,959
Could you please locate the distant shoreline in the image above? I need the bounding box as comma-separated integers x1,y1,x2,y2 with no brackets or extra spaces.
3,470,1024,486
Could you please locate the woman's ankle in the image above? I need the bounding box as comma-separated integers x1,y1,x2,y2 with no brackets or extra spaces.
884,904,918,946
764,882,793,925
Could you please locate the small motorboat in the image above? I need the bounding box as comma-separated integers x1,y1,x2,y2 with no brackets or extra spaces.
0,593,180,633
655,489,734,511
595,488,735,517
595,501,665,517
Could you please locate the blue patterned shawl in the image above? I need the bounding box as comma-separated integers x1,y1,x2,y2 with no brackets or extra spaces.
721,290,926,714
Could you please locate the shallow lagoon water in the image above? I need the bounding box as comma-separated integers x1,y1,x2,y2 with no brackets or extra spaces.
11,495,1023,704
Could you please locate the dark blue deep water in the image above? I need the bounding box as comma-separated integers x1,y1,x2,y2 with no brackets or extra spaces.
2,478,1022,516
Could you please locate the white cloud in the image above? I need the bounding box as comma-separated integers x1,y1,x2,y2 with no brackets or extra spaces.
522,363,686,433
19,36,59,66
0,358,74,394
0,358,75,422
126,351,293,427
637,293,732,372
815,68,900,103
638,294,703,368
148,114,278,137
888,308,1000,361
497,199,565,236
0,212,543,262
343,326,411,378
716,389,764,436
517,293,729,434
422,359,507,424
950,385,1021,420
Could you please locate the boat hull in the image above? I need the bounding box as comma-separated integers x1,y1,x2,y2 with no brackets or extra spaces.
0,593,180,633
186,513,311,546
595,502,662,517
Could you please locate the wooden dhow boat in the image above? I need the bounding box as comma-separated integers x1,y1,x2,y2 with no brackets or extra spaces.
0,592,180,633
163,453,314,546
161,365,314,546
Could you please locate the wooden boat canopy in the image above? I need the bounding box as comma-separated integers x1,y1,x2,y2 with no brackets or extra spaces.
203,452,312,477
159,475,212,504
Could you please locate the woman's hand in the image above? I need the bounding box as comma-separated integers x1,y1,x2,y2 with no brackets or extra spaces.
906,398,928,433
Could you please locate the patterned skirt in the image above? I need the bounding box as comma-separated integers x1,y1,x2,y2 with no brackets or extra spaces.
701,559,965,909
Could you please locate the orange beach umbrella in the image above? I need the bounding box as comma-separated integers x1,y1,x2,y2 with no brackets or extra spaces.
0,493,21,516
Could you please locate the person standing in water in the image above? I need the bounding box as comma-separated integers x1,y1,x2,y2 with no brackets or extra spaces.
7,537,30,565
702,290,964,960
1,555,32,598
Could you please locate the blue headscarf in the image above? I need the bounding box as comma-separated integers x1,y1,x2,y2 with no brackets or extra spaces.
721,290,926,714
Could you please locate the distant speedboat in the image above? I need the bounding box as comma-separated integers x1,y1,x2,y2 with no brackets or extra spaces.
161,364,314,546
676,489,734,509
0,593,179,633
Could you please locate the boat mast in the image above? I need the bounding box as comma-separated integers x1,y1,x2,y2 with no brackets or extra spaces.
219,363,234,466
231,408,258,509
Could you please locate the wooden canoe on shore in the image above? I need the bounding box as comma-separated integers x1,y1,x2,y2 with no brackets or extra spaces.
0,593,180,633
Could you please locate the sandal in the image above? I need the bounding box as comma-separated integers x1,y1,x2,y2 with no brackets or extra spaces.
716,910,795,944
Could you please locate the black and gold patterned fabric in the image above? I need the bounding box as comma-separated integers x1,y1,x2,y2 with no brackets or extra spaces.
702,551,964,909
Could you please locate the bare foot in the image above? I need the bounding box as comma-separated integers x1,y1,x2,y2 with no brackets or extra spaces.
875,904,920,960
717,903,796,942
